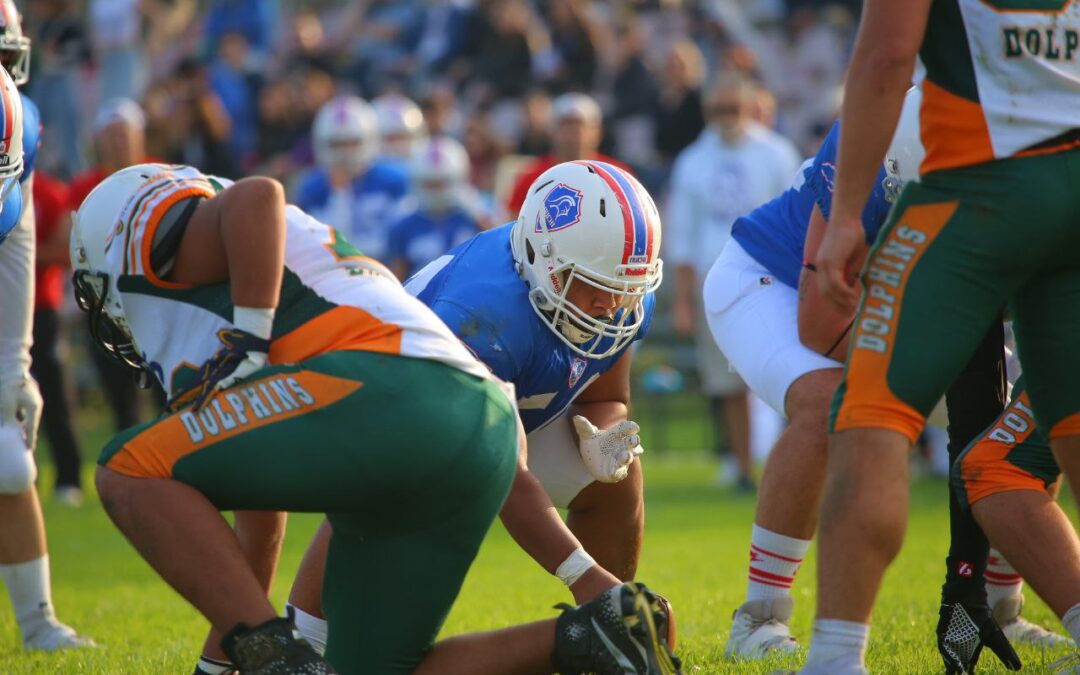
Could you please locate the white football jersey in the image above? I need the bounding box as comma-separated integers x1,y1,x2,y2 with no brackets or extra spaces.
102,165,489,396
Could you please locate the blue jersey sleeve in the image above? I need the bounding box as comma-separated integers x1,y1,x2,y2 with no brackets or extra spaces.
19,95,39,182
428,299,520,382
804,120,894,245
632,293,656,344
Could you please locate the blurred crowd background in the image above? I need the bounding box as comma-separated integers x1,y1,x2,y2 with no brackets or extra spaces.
23,0,898,505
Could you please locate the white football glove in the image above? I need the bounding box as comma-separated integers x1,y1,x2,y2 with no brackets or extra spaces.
0,370,42,451
572,415,643,483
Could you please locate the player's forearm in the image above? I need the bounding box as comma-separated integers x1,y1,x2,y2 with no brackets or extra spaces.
219,178,286,309
831,2,921,223
499,465,584,575
570,400,628,431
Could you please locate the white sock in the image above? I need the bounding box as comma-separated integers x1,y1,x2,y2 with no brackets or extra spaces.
746,524,810,602
985,549,1023,607
1062,602,1080,646
287,603,328,655
0,555,58,642
196,656,235,675
804,619,869,670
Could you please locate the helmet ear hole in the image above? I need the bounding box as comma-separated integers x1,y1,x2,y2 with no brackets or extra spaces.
599,198,606,217
525,239,536,264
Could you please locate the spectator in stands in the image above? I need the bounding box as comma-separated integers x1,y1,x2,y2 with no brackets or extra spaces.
418,79,465,139
608,17,659,169
27,0,91,179
464,0,536,105
516,89,552,156
653,39,707,165
412,0,475,82
164,58,239,178
67,99,162,433
462,109,505,196
90,0,145,102
29,172,84,506
347,0,423,95
505,92,628,215
202,0,274,62
666,74,800,490
537,0,605,93
387,136,484,280
208,31,262,167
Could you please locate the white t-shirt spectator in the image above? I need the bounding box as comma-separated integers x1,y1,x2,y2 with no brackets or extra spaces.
665,124,800,278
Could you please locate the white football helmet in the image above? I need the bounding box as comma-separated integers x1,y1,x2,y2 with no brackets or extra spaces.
373,94,426,160
511,161,662,359
313,96,378,176
410,136,469,213
70,163,176,378
882,86,924,202
0,1,28,86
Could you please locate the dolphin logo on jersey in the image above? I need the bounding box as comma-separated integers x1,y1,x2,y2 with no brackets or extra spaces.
536,183,584,233
568,356,587,388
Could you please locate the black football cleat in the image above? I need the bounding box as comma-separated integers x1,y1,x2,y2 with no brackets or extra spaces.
221,611,337,675
553,581,683,674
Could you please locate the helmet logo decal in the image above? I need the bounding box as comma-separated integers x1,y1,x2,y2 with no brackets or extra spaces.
536,183,583,233
568,357,587,388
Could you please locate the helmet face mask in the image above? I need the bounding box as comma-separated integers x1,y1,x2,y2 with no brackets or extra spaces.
0,0,28,86
71,268,148,379
313,96,378,177
512,161,663,360
410,136,469,214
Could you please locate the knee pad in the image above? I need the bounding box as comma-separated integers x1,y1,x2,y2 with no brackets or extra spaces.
0,426,36,494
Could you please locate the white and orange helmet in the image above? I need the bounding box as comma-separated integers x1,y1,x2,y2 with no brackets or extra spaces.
313,95,378,176
511,161,662,359
0,66,22,206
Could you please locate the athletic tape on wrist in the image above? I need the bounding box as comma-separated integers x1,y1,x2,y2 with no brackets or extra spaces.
233,306,275,341
556,547,596,586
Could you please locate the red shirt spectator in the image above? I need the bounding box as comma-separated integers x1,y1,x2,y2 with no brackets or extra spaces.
33,172,71,311
504,93,631,215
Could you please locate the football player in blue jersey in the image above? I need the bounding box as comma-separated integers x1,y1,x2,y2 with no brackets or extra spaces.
292,95,408,262
386,136,485,280
284,160,666,655
0,0,94,651
706,87,1056,666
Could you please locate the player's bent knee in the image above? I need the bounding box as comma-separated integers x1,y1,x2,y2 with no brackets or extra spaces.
784,369,841,425
0,427,36,494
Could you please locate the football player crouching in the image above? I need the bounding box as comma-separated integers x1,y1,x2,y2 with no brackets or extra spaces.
284,160,670,656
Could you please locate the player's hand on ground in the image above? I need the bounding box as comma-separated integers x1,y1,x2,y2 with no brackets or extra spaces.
573,415,642,483
937,601,1021,674
0,370,42,449
815,214,865,312
166,329,270,413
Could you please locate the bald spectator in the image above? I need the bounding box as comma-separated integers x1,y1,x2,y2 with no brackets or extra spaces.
505,92,629,215
667,74,800,490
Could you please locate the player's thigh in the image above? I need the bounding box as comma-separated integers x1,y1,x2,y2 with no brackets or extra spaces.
100,352,518,516
321,430,517,674
952,378,1058,509
831,183,1017,443
1012,269,1080,440
704,240,841,416
526,414,594,509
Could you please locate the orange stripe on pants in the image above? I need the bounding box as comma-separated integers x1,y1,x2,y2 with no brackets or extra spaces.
960,392,1044,505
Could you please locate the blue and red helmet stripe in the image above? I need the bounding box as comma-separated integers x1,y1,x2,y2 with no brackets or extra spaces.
577,160,655,265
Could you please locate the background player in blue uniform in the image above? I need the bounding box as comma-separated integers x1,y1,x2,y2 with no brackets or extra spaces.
284,161,667,653
0,3,93,651
386,136,484,280
703,89,920,660
292,95,408,263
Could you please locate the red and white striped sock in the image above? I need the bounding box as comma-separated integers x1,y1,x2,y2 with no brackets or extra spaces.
985,548,1024,608
746,524,811,602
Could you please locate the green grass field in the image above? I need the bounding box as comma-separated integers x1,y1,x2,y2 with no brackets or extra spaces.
0,452,1073,674
0,384,1073,675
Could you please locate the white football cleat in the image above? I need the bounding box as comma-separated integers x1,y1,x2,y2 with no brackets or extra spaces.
1051,653,1080,674
994,594,1072,649
24,620,96,651
726,597,800,659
